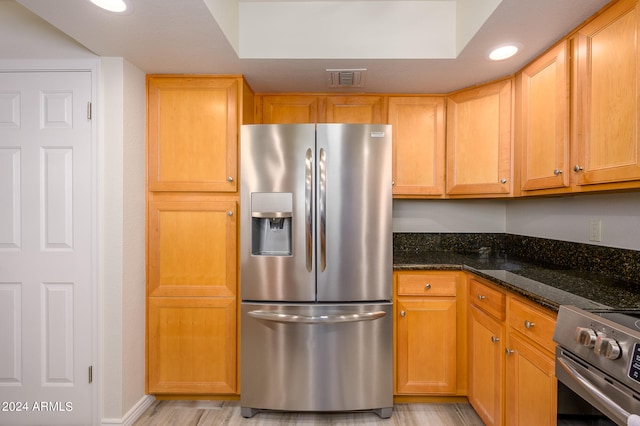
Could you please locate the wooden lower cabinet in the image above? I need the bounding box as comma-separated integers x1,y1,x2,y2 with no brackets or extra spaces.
467,276,557,425
468,304,505,425
147,296,237,394
394,271,466,396
505,331,557,425
396,298,457,394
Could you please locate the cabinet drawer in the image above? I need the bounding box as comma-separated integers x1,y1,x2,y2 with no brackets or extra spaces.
469,279,505,320
397,274,457,296
508,297,557,353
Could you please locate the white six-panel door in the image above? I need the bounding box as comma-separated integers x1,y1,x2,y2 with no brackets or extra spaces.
0,71,93,425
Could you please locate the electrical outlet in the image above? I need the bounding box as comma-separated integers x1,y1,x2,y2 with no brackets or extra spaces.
589,219,602,242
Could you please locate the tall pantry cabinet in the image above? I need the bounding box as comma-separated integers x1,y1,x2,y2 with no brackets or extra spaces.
146,75,254,395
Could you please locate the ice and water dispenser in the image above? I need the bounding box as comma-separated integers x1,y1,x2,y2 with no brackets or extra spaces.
251,192,293,256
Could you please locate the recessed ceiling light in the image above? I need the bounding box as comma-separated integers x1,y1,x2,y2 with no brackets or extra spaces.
90,0,127,13
489,43,521,61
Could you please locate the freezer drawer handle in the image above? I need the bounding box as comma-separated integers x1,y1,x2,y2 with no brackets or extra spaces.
247,310,387,324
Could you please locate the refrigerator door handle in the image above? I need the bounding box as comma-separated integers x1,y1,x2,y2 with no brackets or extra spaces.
247,310,387,324
319,147,327,272
305,148,313,272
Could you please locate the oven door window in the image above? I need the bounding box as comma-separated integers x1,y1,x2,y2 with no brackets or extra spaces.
557,382,616,425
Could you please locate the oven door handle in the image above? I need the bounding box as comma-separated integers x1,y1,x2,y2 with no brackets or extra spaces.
557,356,631,422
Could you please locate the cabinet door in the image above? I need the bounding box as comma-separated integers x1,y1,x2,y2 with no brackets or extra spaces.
520,41,570,191
505,331,557,426
260,95,322,123
573,0,640,185
325,95,385,123
388,97,446,196
147,199,237,297
147,76,238,192
446,80,512,196
396,298,457,394
147,297,237,394
468,305,504,426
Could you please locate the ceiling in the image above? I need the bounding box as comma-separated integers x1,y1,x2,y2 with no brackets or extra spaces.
14,0,611,94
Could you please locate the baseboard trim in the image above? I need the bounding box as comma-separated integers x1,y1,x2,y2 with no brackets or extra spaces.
102,394,155,426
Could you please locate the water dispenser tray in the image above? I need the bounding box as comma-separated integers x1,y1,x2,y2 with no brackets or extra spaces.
251,212,292,218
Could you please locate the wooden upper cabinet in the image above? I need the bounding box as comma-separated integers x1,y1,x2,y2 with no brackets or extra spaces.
325,95,386,123
147,76,239,192
520,41,570,192
573,0,640,186
260,95,322,124
388,97,446,196
446,80,513,196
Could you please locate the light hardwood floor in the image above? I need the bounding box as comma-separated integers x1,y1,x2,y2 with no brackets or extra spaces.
133,400,485,425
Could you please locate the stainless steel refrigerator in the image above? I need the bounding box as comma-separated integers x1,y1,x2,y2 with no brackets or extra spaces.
240,123,393,418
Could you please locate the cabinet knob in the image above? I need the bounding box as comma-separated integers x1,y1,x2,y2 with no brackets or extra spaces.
553,169,563,176
477,294,486,301
400,310,406,317
491,336,500,343
500,178,507,184
227,176,234,182
506,348,515,355
574,165,584,172
524,320,535,329
227,211,233,216
425,283,431,290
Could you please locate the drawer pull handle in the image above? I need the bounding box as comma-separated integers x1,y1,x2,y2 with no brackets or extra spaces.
400,310,406,317
478,294,486,301
425,283,431,290
524,320,535,329
491,336,500,343
506,348,515,355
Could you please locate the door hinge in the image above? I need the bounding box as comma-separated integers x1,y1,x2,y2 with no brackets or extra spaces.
88,366,93,384
87,101,92,120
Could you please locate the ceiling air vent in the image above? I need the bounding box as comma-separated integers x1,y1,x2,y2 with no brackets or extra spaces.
326,69,367,88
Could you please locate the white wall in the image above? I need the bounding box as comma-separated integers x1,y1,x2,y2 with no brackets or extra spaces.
393,199,506,233
506,192,640,251
394,192,640,251
120,58,147,419
0,0,94,59
101,58,124,420
101,57,147,422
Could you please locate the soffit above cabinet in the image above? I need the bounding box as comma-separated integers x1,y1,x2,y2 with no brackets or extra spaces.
13,0,610,93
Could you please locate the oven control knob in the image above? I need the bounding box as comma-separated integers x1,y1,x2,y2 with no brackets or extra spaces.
575,327,597,348
594,336,621,360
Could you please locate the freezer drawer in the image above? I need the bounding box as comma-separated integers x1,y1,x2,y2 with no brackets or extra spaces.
240,302,393,418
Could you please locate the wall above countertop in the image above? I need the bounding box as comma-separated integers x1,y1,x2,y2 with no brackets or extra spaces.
393,191,640,251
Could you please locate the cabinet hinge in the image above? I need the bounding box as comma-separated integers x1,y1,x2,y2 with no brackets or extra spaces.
87,101,92,120
88,365,93,384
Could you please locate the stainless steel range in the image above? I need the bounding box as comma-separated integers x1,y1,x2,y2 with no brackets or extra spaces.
554,305,640,425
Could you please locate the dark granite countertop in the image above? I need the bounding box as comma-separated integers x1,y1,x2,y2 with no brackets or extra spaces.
394,251,640,312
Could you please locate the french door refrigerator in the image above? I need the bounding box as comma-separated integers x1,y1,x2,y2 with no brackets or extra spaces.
240,123,393,418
